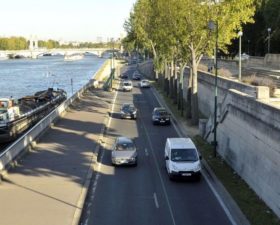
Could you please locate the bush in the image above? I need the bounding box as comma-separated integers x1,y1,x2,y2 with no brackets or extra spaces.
242,75,276,97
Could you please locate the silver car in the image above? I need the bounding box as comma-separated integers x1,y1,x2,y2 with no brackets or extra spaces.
111,137,138,166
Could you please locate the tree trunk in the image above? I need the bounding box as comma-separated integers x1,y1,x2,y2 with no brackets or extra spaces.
178,82,181,109
186,68,192,119
178,63,186,111
155,70,159,81
191,63,199,125
164,61,169,95
173,62,178,104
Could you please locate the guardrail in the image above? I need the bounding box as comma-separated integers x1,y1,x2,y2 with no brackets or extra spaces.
0,62,107,174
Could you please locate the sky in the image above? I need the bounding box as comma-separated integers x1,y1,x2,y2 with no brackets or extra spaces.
0,0,136,42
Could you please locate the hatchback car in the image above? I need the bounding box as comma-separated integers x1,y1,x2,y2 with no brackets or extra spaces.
132,71,141,80
120,74,128,79
121,80,133,92
120,103,137,119
152,107,171,125
111,137,137,166
140,79,150,88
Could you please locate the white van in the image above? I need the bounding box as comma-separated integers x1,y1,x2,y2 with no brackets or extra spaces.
165,138,201,180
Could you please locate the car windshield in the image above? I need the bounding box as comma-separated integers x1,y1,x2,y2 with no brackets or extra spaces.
116,142,135,151
123,105,134,111
171,148,198,162
123,82,131,86
155,110,168,116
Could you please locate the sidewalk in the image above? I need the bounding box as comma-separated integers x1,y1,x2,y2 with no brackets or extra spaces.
0,87,112,225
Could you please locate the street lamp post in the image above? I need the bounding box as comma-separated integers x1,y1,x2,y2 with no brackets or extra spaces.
267,28,271,54
208,20,218,157
238,31,243,81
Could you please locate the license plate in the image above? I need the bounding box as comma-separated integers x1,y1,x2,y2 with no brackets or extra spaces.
160,120,165,123
182,173,191,176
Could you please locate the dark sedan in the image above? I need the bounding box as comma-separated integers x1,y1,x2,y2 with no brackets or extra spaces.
152,107,171,125
120,74,128,79
120,103,137,119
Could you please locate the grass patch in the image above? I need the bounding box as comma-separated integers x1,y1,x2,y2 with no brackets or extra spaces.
154,82,280,225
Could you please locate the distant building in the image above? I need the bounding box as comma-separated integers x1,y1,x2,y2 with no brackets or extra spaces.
96,36,103,43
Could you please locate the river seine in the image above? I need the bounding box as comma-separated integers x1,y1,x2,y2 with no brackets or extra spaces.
0,55,105,99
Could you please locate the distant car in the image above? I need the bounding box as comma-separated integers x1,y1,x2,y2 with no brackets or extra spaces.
152,107,171,125
132,71,141,80
111,137,137,166
234,53,250,61
120,103,137,119
120,74,128,79
121,80,133,92
140,79,150,88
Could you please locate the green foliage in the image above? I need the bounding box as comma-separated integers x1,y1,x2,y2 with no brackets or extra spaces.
38,39,59,49
0,37,115,50
0,37,28,50
230,0,280,55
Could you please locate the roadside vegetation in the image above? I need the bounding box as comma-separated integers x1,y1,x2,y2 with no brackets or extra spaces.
0,37,120,50
242,75,277,97
123,0,255,125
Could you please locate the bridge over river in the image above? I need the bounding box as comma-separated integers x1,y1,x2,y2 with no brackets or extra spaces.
0,48,115,59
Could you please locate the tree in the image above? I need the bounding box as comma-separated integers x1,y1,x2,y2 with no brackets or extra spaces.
125,0,256,124
182,0,255,124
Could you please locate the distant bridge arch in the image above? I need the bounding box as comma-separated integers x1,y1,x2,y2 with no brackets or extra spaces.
0,48,115,59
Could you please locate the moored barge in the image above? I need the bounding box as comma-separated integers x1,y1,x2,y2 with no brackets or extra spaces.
0,88,67,143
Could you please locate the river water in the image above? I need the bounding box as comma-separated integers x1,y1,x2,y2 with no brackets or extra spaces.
0,55,105,99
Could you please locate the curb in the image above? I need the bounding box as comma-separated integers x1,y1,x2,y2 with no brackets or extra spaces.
150,85,250,225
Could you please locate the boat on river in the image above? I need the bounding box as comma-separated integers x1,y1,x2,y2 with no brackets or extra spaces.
0,88,67,143
64,53,84,61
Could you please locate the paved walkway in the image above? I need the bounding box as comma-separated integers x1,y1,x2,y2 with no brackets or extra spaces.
0,87,113,225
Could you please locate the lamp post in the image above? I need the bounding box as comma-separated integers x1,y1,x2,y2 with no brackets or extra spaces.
267,28,271,54
238,31,243,81
247,40,250,55
208,20,218,157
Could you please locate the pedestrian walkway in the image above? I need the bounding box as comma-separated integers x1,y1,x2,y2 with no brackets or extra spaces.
0,87,113,225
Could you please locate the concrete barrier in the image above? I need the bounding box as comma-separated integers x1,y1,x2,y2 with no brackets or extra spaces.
0,60,110,174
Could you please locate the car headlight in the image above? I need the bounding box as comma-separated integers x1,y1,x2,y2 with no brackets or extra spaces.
132,111,136,114
171,164,179,172
193,163,201,172
166,118,170,120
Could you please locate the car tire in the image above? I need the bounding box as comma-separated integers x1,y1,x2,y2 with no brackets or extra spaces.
195,174,201,182
168,172,174,181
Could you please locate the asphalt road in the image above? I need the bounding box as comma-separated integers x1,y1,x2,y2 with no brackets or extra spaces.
80,66,232,225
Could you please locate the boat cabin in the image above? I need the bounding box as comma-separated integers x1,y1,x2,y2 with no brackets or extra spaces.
0,98,20,122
